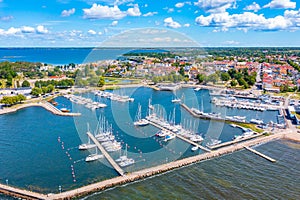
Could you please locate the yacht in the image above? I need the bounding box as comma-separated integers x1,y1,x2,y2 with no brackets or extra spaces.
190,135,204,143
206,139,222,147
79,125,96,150
134,104,149,126
85,148,104,162
155,130,170,137
250,118,264,125
164,133,176,142
119,158,135,167
191,145,199,151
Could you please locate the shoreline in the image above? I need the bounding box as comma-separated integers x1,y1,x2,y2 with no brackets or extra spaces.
0,101,80,116
0,130,299,200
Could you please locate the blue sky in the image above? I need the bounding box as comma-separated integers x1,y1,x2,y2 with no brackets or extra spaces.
0,0,300,47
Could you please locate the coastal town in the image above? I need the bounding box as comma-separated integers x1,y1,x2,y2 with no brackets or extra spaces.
1,48,300,199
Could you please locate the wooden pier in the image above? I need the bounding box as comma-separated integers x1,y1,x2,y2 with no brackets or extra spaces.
86,132,125,176
147,121,211,152
244,146,276,163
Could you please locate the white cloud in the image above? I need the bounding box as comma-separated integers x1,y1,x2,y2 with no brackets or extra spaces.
244,2,261,12
36,25,49,34
0,15,13,21
263,0,296,9
88,29,97,35
164,17,181,28
111,20,118,26
168,8,174,13
83,4,126,19
61,8,75,17
143,12,158,17
83,3,141,19
224,40,240,45
183,23,190,27
195,11,298,31
175,2,185,8
21,26,35,33
194,0,236,13
6,27,21,35
127,4,141,16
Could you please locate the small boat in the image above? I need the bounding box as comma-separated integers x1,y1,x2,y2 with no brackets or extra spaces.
164,133,176,142
156,130,169,137
250,118,264,125
60,108,70,112
190,135,204,143
191,146,199,151
194,88,200,91
206,139,222,147
171,98,181,103
85,148,103,162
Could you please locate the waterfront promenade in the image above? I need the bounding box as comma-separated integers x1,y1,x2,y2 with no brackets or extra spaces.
0,130,299,199
0,101,81,116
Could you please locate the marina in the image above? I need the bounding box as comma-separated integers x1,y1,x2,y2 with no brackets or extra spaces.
0,86,297,199
0,129,295,200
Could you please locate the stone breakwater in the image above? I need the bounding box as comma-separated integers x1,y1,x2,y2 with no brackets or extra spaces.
1,130,299,200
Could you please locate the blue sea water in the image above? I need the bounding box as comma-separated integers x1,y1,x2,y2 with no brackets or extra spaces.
0,48,133,65
0,87,283,195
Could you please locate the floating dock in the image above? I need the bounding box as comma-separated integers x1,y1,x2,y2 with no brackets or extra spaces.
244,146,276,163
147,121,211,152
86,132,125,176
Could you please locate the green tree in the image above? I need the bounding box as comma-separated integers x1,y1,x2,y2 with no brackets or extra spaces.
207,73,219,84
47,84,55,93
179,67,185,77
22,80,30,87
31,87,43,96
230,79,238,87
196,74,205,84
97,76,105,87
220,72,230,81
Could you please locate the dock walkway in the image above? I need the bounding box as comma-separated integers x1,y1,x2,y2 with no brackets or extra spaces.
0,183,47,200
244,146,276,162
147,121,211,152
86,132,125,176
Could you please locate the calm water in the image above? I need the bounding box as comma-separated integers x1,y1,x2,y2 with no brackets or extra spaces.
0,87,287,196
0,48,134,65
83,140,300,200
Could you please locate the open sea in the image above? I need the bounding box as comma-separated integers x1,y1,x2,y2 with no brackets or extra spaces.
0,48,299,199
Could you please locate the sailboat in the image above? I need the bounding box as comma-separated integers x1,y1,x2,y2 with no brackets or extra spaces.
85,147,104,162
133,104,149,126
116,144,135,167
79,123,97,150
148,98,154,110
